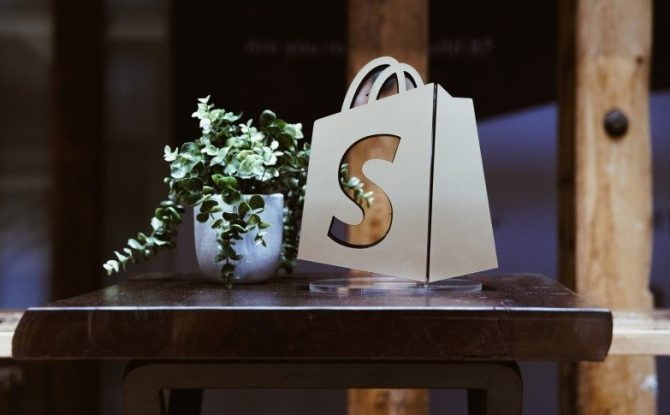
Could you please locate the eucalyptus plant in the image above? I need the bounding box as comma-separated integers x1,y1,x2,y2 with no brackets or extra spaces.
103,96,373,285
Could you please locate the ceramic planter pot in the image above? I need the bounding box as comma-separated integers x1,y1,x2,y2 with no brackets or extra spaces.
194,193,284,284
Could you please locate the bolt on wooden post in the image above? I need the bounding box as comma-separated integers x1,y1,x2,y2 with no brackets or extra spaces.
558,0,656,414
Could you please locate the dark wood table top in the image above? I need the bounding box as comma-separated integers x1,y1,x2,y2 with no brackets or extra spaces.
12,273,612,361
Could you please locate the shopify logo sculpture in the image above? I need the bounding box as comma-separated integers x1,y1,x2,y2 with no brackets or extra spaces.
298,56,497,283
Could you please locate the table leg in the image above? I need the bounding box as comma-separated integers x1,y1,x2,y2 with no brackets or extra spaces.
0,364,23,415
168,389,203,415
123,361,522,415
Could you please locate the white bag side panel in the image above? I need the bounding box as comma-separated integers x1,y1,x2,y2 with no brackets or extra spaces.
429,86,498,281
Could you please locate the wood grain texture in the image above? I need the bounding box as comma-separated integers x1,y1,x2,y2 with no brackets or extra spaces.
610,310,670,355
348,390,428,415
557,0,655,413
346,0,428,83
12,273,612,361
47,2,104,414
15,307,669,360
346,0,428,247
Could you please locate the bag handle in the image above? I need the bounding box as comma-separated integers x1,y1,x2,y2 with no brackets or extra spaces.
341,56,424,112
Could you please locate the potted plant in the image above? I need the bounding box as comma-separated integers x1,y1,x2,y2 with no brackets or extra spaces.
103,96,373,285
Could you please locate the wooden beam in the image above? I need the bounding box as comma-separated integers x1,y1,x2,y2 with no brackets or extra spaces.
346,0,428,82
0,313,21,358
33,2,105,414
346,0,428,414
610,310,670,355
558,1,656,414
52,0,104,300
346,0,428,247
0,312,21,359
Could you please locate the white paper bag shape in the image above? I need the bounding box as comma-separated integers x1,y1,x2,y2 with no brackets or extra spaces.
298,56,497,283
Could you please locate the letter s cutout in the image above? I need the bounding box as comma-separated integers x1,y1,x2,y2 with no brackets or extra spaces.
328,135,401,248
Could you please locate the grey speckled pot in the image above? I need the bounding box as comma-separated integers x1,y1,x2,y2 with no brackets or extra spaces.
194,193,284,284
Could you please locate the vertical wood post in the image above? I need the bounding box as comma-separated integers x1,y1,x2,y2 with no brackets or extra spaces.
558,1,656,414
52,0,104,300
347,0,428,414
34,1,105,414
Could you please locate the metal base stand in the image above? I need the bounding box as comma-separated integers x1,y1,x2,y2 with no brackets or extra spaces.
309,275,482,294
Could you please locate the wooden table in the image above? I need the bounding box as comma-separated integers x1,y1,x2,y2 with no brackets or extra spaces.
12,273,612,415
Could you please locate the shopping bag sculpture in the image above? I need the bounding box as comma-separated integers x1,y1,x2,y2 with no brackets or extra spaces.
298,56,497,283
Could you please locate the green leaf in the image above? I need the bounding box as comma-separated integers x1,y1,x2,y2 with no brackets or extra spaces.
166,207,182,221
347,177,360,187
151,217,164,231
248,195,264,211
260,109,276,126
258,221,271,229
170,162,189,179
278,134,294,150
163,145,178,162
222,212,238,221
284,123,303,139
231,224,246,233
196,212,209,222
103,260,120,275
238,202,250,218
200,199,218,213
213,175,237,189
248,214,260,226
222,176,237,189
211,174,224,184
224,245,237,258
181,141,201,156
223,191,241,205
128,238,143,250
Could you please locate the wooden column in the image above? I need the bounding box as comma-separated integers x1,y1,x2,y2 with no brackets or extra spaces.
347,1,428,414
347,0,428,248
558,1,656,414
31,1,105,414
52,0,104,300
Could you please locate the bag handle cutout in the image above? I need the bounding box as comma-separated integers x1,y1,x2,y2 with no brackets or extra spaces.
341,56,424,112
